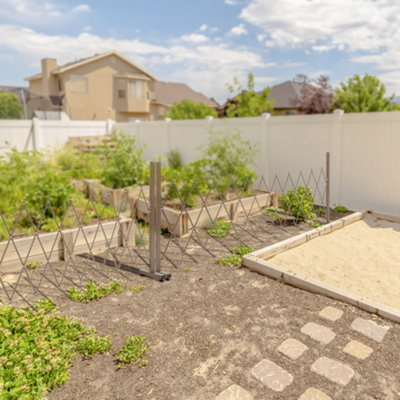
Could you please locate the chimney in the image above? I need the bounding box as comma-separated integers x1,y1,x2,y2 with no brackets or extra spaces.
41,58,58,97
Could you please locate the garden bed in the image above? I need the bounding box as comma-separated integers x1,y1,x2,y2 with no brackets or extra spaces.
243,211,400,323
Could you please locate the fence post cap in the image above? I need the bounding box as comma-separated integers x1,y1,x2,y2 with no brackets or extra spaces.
205,116,214,121
333,109,344,116
262,112,271,120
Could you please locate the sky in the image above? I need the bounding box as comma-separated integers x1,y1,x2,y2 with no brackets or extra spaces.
1,0,400,103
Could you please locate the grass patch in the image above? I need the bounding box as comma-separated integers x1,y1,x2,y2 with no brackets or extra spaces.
216,254,242,266
118,335,149,368
67,281,124,303
76,334,111,358
334,205,348,213
130,285,146,294
232,244,254,256
0,300,109,399
315,207,326,215
206,220,232,238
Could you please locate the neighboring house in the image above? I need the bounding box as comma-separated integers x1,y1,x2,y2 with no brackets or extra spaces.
25,51,217,122
267,80,313,115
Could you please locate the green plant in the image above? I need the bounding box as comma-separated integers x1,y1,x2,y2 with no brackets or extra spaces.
118,335,149,368
310,220,322,228
130,285,146,293
315,207,326,215
0,92,23,119
67,281,124,302
216,254,242,266
0,300,108,399
26,260,43,269
264,207,285,222
232,244,254,256
206,220,232,238
279,186,315,221
183,267,192,273
97,131,146,189
334,205,349,213
76,334,112,357
166,149,183,169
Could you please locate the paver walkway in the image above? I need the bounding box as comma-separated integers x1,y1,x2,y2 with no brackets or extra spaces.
215,306,391,399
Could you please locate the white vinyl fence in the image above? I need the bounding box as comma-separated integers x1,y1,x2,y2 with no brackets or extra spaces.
1,112,400,215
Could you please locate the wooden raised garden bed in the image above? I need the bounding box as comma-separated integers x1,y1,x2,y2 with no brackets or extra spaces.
0,218,135,274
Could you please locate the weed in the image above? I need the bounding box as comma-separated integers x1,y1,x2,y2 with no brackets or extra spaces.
315,207,326,215
334,205,348,213
130,285,146,294
206,220,232,238
67,281,124,302
264,207,285,222
76,334,112,358
118,335,149,368
216,254,242,266
183,267,192,273
0,300,108,399
232,244,254,256
135,232,148,246
26,260,43,269
310,220,322,228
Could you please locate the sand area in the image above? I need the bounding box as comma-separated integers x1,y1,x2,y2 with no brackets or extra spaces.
268,213,400,311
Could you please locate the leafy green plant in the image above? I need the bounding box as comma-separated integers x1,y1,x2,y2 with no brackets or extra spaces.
67,281,124,302
334,205,349,213
26,260,43,269
130,285,146,294
232,244,254,256
76,334,111,357
118,335,149,368
315,207,326,215
264,207,285,222
206,220,232,238
279,186,315,221
0,92,23,119
166,149,183,169
97,131,146,189
0,300,109,399
164,99,217,120
310,220,322,228
216,254,242,266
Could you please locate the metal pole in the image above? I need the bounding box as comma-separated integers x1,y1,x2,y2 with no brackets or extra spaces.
326,152,330,223
149,161,161,273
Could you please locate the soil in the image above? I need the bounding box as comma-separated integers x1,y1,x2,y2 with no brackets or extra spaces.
2,211,399,400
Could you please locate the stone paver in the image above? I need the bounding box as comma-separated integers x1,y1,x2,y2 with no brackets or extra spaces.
277,338,308,360
319,306,343,322
216,384,253,400
343,340,373,360
351,318,389,342
311,357,354,386
251,359,293,392
298,387,332,400
301,322,336,344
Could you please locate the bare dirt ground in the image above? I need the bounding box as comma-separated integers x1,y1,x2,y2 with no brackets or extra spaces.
2,212,400,399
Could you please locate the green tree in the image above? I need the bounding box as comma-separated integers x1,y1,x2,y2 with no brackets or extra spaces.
334,74,400,113
221,72,274,118
0,92,24,119
164,99,217,120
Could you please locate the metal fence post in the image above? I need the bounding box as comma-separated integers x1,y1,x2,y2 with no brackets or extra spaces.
326,152,330,223
149,161,161,273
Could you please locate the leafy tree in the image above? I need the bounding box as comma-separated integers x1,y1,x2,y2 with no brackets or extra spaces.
333,74,400,113
164,99,217,120
291,74,334,114
0,92,23,119
220,72,274,117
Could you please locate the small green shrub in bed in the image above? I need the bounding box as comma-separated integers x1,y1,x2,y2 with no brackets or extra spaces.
206,220,232,238
67,281,124,302
118,335,150,368
0,300,109,399
334,205,349,213
279,186,316,221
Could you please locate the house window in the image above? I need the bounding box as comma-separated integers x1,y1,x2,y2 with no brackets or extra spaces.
118,89,126,99
70,75,88,93
130,80,144,99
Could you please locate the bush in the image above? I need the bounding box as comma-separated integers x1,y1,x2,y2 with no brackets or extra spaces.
279,186,315,221
118,335,149,368
97,131,146,189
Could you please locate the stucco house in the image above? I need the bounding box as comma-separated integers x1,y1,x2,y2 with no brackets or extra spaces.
25,51,217,121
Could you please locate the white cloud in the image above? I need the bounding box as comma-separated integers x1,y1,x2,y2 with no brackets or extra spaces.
257,34,266,43
225,0,237,5
180,33,209,43
199,24,218,33
230,23,248,36
0,24,267,102
72,4,90,13
240,0,400,52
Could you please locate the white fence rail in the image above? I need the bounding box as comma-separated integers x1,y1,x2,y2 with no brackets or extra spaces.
1,112,400,215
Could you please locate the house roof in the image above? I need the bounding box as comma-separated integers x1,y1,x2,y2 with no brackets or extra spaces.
268,80,310,109
25,51,158,82
152,81,218,108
